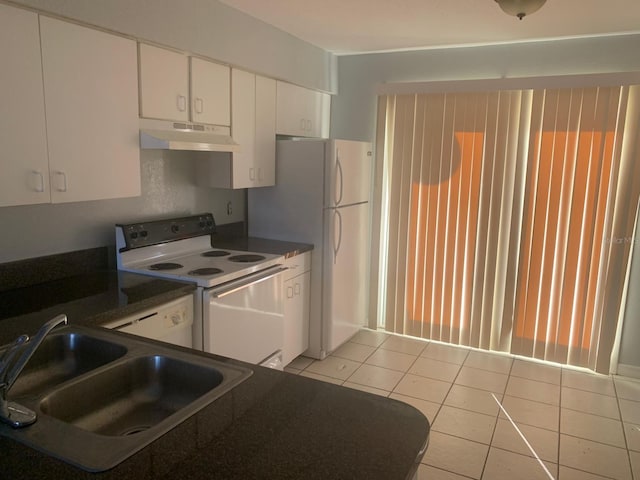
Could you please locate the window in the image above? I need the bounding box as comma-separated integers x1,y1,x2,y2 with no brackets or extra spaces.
376,85,640,373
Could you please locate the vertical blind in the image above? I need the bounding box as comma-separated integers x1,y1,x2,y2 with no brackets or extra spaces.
376,85,640,373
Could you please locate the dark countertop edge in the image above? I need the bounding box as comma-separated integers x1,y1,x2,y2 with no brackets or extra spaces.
212,236,314,258
0,272,197,346
0,332,430,479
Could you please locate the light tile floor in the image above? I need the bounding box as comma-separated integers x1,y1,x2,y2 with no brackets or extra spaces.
284,329,640,480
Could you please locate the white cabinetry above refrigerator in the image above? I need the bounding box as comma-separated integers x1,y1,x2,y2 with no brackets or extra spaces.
276,81,331,138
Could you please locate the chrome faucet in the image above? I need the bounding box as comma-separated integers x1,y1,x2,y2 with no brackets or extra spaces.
0,314,68,428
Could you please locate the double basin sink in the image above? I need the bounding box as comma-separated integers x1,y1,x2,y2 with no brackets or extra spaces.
0,325,253,471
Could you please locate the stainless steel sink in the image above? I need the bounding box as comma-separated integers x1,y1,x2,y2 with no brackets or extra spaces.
0,325,253,472
9,332,127,398
40,355,226,436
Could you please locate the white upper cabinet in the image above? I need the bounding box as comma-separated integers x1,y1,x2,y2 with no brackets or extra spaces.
197,69,275,189
0,6,140,207
190,57,230,126
40,16,140,203
139,43,230,126
0,5,49,207
231,68,257,188
276,81,330,138
254,75,276,186
139,43,189,122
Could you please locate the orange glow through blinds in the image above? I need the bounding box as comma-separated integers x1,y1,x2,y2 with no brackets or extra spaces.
378,86,640,372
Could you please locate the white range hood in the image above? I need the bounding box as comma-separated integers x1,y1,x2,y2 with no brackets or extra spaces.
139,119,240,153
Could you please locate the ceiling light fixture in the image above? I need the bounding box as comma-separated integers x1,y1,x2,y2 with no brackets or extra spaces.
495,0,547,20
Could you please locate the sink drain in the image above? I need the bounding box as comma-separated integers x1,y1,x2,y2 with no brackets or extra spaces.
120,425,151,436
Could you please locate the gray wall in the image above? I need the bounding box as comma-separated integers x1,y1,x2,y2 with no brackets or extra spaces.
331,34,640,142
330,34,640,371
0,151,245,263
0,0,335,263
619,231,640,370
10,0,337,92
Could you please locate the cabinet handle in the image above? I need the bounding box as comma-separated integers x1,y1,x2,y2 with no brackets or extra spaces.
306,119,312,131
294,283,301,295
287,286,294,299
54,171,67,192
300,118,306,131
32,171,45,192
249,167,255,181
195,97,204,114
177,95,187,112
258,167,263,181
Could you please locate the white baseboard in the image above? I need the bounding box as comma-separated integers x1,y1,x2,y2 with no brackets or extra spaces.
616,363,640,380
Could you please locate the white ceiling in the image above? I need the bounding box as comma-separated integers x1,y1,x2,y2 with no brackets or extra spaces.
219,0,640,55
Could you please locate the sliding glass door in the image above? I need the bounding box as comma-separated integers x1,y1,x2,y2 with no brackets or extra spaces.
375,86,640,373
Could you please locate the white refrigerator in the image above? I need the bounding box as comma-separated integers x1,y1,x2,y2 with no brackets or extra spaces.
248,139,372,359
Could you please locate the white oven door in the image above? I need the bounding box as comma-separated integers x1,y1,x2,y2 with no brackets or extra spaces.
203,265,286,365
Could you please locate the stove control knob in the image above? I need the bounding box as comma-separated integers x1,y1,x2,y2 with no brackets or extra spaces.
170,313,183,325
130,232,138,240
140,230,148,238
171,225,179,233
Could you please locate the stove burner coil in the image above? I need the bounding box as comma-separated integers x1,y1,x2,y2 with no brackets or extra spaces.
148,262,183,271
201,250,231,257
188,267,223,276
227,254,266,263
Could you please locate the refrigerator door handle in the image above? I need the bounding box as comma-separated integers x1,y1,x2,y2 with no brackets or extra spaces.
335,153,344,206
333,209,343,264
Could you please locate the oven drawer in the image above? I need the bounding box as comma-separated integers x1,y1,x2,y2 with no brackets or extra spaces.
202,266,285,365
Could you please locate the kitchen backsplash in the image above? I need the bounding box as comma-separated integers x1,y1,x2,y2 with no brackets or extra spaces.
0,152,245,264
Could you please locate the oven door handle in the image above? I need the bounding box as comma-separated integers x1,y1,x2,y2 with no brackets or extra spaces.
211,266,288,299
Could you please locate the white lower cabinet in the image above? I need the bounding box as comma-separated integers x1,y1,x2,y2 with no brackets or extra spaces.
282,252,311,366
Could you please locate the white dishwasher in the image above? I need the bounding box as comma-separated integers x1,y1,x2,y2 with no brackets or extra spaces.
102,294,194,348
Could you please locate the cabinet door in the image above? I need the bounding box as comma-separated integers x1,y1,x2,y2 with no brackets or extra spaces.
40,17,140,203
311,91,331,139
190,58,230,126
139,43,189,121
283,271,310,366
254,75,276,187
276,81,305,136
0,5,49,207
231,69,256,188
276,81,330,138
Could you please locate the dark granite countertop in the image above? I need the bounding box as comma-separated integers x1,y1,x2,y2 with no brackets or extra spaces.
0,270,195,346
0,339,429,479
212,235,313,258
0,244,429,478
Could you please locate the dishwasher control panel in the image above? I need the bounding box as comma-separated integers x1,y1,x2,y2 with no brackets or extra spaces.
102,294,194,349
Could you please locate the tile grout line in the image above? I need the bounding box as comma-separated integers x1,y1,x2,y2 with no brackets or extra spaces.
557,368,563,479
612,376,636,480
478,357,515,479
431,346,470,426
419,347,470,477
